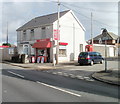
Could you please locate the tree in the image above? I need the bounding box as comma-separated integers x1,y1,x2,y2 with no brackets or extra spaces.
2,43,11,47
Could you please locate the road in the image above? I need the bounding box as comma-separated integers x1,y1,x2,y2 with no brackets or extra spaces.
41,60,119,79
2,63,119,103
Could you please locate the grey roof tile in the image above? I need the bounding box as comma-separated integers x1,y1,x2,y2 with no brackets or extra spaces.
17,10,70,31
93,32,119,40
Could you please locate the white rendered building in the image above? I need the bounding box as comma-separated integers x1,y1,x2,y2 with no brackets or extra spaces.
17,10,86,63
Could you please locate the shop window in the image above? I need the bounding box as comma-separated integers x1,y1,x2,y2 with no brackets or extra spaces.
38,49,46,56
59,49,67,57
30,46,35,55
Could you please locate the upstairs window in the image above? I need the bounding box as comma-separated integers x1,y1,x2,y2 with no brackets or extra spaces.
41,27,46,39
23,30,26,41
30,29,34,40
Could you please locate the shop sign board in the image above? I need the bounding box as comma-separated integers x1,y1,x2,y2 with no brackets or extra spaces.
36,38,50,42
53,29,60,40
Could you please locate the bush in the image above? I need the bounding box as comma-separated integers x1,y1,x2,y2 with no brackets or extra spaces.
2,43,11,47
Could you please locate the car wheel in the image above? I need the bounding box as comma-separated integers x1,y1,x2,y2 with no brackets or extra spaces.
100,60,104,64
90,61,94,66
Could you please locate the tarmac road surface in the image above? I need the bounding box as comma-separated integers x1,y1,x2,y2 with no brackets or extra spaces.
2,63,119,103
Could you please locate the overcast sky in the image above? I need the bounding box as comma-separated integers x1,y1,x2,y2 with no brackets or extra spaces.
1,0,119,45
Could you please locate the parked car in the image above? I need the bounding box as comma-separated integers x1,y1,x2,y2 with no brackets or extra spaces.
78,52,104,66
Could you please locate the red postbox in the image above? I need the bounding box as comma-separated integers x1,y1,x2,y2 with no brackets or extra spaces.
85,45,93,52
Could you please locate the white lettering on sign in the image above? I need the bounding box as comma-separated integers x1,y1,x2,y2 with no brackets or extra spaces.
53,29,60,40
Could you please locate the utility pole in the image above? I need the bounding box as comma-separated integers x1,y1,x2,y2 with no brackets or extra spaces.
91,12,93,46
6,21,8,44
73,23,75,61
56,0,60,64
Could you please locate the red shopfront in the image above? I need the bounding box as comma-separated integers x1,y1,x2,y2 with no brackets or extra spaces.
32,38,52,63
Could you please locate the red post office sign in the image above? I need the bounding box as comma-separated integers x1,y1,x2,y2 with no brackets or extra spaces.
53,29,60,40
36,38,50,42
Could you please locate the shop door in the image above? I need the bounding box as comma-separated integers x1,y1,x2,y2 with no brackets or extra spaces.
47,48,50,62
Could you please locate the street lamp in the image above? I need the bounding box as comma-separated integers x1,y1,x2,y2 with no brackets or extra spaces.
104,37,108,72
101,28,108,72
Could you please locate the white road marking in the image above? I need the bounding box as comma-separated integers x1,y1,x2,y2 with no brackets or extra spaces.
57,72,63,75
42,70,94,82
63,73,69,77
69,74,74,76
57,72,62,74
76,76,84,79
8,71,25,78
46,71,49,73
52,72,57,75
36,81,81,97
87,79,95,81
76,75,82,78
69,74,75,78
84,77,90,79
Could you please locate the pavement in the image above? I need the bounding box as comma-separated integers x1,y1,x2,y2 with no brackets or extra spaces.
2,60,120,86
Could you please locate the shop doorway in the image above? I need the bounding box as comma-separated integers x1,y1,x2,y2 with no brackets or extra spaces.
36,48,50,63
47,48,50,63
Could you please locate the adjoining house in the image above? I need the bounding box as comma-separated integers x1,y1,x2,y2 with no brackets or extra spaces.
16,10,86,63
0,45,17,61
88,29,119,57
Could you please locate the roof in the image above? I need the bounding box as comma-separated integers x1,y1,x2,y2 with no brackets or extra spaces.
16,10,70,31
93,32,119,40
108,32,119,40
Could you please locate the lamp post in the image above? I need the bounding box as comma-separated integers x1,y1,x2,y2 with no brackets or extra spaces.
104,37,107,72
101,28,108,72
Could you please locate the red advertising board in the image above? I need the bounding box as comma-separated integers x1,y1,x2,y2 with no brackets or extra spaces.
36,38,50,42
53,29,60,40
0,46,9,48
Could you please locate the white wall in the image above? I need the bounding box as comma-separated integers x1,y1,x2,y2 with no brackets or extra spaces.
93,44,116,57
53,11,85,62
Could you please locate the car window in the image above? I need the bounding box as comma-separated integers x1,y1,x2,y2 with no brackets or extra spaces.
79,52,88,57
96,52,102,56
94,52,102,57
90,54,94,57
93,52,97,56
89,53,94,57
